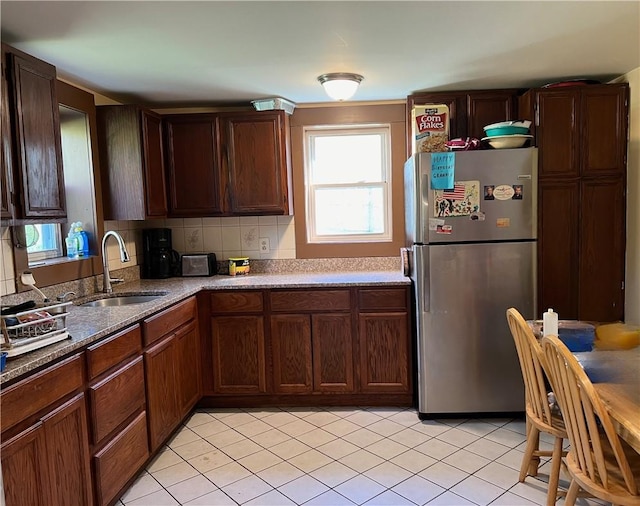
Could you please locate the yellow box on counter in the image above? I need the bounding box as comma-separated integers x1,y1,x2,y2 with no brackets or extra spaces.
411,104,450,154
228,257,250,276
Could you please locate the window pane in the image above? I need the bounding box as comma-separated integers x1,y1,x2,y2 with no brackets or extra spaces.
310,134,383,184
26,224,63,260
314,187,385,236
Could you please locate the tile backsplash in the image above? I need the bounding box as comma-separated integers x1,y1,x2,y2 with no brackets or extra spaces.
105,215,296,270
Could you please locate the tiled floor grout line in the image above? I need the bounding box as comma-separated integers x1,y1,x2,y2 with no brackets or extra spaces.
120,407,601,506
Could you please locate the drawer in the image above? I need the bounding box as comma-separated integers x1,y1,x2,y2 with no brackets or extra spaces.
270,290,351,312
86,324,142,380
89,357,146,445
93,411,149,506
1,353,84,433
143,296,196,346
358,288,408,311
210,291,263,313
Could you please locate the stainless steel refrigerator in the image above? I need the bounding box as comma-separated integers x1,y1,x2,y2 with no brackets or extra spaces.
404,148,537,417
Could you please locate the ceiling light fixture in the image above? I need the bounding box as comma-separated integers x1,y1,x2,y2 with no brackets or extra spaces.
317,72,364,101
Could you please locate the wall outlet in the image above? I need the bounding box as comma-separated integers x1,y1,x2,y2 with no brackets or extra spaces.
259,237,270,252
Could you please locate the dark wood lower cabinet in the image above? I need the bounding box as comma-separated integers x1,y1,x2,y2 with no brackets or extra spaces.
175,320,202,413
578,177,625,322
271,314,313,393
1,422,50,506
210,315,266,394
1,393,93,506
359,313,410,393
204,286,411,406
144,335,180,452
538,181,580,318
312,314,354,392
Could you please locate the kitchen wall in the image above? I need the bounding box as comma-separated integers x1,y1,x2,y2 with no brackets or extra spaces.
617,67,640,324
102,215,296,271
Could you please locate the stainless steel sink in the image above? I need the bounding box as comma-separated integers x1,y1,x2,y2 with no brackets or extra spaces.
77,291,168,307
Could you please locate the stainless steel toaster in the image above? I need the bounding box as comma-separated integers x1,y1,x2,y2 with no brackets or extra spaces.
181,253,217,276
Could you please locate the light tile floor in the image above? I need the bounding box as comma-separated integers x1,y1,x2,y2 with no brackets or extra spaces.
117,407,608,506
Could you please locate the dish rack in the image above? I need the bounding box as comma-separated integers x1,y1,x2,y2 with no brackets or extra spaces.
0,301,72,358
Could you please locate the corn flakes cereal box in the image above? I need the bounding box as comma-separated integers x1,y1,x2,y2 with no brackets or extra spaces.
411,104,450,154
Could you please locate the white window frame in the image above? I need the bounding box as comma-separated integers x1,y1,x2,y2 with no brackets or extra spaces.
303,124,392,244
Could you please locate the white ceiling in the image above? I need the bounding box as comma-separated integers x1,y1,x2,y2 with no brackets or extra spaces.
1,1,639,107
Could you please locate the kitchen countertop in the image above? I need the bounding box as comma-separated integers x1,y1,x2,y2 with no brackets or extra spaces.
1,271,409,385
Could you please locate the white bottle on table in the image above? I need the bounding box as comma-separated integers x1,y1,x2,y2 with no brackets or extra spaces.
543,308,558,337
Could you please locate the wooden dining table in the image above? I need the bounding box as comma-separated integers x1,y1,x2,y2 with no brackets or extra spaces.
574,346,640,454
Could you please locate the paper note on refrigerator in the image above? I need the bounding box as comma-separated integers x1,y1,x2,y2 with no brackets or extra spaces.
430,152,455,189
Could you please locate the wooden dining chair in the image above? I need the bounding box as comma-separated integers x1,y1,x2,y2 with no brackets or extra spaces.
541,335,640,505
506,308,568,506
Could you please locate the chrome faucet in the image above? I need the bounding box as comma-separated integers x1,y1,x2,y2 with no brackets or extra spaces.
101,231,130,293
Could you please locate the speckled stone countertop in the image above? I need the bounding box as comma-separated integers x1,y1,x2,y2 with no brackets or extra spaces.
1,271,409,385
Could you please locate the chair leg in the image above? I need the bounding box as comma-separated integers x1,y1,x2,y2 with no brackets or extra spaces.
545,437,563,506
565,480,579,506
520,424,540,481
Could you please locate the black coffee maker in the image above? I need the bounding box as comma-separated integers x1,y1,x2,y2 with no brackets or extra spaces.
142,228,179,279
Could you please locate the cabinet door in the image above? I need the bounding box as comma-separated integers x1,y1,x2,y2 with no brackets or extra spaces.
221,111,289,215
164,114,224,216
467,91,517,140
144,335,179,452
578,177,625,322
271,314,312,393
1,51,14,220
6,49,66,218
210,315,266,393
141,110,168,217
1,423,50,506
175,320,201,416
538,181,580,319
581,86,628,178
42,393,93,506
359,313,409,393
312,314,354,393
536,90,580,179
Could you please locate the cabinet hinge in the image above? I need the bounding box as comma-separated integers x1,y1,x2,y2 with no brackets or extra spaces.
534,103,540,127
622,281,625,290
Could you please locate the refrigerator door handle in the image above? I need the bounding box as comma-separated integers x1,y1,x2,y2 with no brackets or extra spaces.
414,246,430,313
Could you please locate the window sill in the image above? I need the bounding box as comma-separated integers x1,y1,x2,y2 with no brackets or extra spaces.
18,255,103,290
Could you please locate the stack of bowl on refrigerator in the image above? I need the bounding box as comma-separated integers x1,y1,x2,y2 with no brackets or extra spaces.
481,120,533,149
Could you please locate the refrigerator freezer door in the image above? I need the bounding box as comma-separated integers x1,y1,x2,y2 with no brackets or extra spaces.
412,242,534,415
405,148,538,245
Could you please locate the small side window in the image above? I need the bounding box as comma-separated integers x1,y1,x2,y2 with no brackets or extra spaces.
25,223,63,262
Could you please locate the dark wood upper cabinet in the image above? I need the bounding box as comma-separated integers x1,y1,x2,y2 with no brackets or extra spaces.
580,86,628,178
1,53,14,220
220,111,291,215
163,110,291,217
406,89,519,155
97,105,167,220
1,43,66,220
466,91,517,140
163,114,224,217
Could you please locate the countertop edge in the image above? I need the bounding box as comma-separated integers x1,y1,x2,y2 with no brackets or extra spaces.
1,272,409,384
